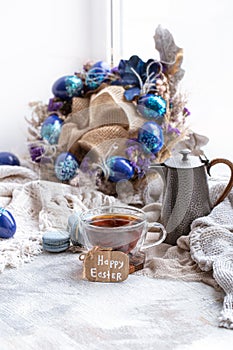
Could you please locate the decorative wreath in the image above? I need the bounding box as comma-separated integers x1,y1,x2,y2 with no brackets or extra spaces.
26,25,192,198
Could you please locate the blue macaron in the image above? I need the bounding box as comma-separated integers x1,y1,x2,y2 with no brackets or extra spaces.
67,212,85,247
42,230,70,253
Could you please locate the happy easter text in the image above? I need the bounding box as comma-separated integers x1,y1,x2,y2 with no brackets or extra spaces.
90,254,125,281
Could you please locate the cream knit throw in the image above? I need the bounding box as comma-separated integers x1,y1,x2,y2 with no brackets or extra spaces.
0,165,118,272
136,178,233,330
1,165,232,329
190,182,233,329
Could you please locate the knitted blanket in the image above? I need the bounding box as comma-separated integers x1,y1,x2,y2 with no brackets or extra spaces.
141,178,233,329
190,183,233,329
0,165,118,272
0,165,232,329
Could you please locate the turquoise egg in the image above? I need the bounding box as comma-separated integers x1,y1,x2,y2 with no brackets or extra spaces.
137,94,166,120
86,61,110,90
54,152,79,181
52,75,83,100
0,152,20,166
41,114,63,145
0,208,16,239
138,121,164,154
106,156,134,182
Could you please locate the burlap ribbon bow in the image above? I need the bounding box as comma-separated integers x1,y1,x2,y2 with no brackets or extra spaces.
58,85,151,163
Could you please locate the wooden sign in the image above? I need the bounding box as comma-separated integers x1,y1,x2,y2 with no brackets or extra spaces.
80,247,129,283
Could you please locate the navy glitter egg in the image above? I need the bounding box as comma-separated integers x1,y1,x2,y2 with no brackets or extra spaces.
137,94,166,120
106,156,134,182
55,152,79,181
138,121,164,154
0,152,20,166
0,208,16,239
52,75,83,100
41,114,63,145
86,61,110,90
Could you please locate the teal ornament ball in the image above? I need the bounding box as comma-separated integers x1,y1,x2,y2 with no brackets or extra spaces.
106,156,134,182
86,61,110,90
55,152,79,181
52,75,83,100
41,114,63,145
138,121,164,154
0,208,16,239
137,94,166,120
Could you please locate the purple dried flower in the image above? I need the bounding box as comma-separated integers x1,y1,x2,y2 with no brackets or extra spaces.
183,107,191,117
80,157,91,173
125,139,155,178
28,143,45,163
166,124,181,135
48,98,64,112
80,156,100,177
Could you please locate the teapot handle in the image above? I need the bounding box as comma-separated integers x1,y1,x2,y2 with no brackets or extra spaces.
207,158,233,206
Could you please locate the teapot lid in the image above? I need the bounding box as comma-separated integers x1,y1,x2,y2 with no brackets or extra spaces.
164,149,205,169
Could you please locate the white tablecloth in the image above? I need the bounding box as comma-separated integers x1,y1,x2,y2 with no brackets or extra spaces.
1,251,233,350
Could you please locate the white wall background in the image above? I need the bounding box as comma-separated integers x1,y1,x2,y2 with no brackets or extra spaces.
0,0,232,176
0,0,109,156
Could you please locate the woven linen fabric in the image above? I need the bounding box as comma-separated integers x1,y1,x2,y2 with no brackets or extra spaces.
190,182,233,329
1,164,233,330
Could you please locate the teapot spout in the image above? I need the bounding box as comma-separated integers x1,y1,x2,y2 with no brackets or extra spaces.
149,164,167,186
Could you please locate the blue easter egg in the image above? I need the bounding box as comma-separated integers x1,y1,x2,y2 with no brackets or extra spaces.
138,121,164,154
0,152,20,166
52,75,83,100
86,61,110,90
41,114,63,145
137,94,166,120
0,208,16,239
106,156,134,182
55,152,79,181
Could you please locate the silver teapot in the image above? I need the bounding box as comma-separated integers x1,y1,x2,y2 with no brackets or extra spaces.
150,150,233,245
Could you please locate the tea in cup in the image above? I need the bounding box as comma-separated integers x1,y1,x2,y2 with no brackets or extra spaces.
78,205,166,255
